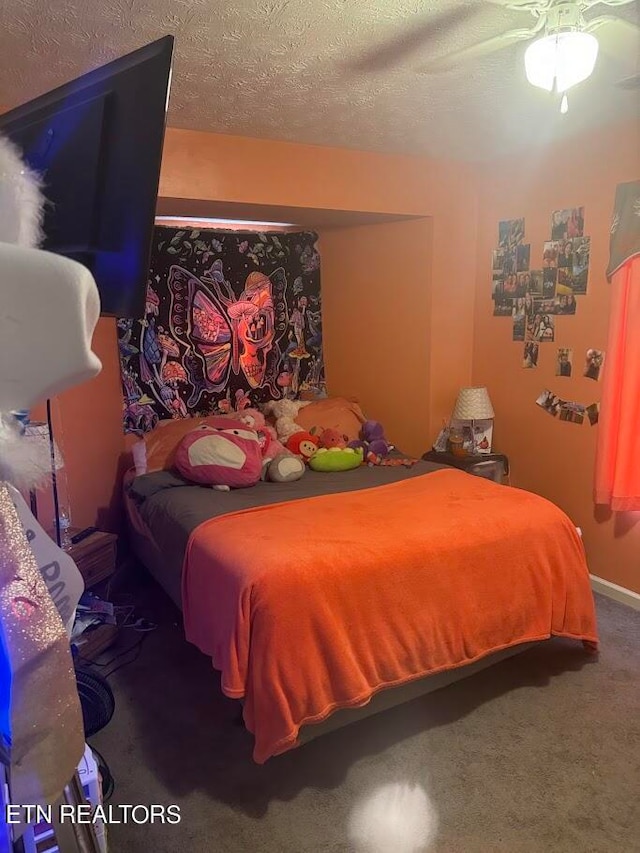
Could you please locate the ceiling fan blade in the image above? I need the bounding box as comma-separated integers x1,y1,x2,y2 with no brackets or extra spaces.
346,5,484,73
485,0,552,9
583,0,638,9
585,15,640,35
616,72,640,89
416,25,542,74
587,15,640,64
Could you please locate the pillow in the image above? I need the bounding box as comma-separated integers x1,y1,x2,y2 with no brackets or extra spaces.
174,419,263,489
136,415,223,475
294,397,366,443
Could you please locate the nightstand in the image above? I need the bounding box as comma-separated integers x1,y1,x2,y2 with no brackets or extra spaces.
67,529,118,588
422,450,509,484
69,530,119,662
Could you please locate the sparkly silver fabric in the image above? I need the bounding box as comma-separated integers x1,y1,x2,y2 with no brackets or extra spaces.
0,482,84,805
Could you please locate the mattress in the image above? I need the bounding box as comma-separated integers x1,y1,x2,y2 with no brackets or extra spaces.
126,458,448,608
125,461,597,762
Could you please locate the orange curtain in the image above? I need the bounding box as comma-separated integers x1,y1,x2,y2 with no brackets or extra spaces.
594,256,640,511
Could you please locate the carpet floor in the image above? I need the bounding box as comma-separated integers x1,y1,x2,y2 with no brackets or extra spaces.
91,583,640,853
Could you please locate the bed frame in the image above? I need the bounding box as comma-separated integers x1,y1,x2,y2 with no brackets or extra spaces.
124,481,538,745
297,641,535,744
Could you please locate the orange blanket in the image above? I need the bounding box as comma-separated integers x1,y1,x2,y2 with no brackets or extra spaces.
182,470,598,763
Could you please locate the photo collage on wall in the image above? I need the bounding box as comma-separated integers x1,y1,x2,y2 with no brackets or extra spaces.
492,217,558,349
543,207,590,310
535,390,600,426
491,208,601,425
534,346,604,425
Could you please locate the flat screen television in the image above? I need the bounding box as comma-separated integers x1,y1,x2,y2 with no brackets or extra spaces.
0,35,174,318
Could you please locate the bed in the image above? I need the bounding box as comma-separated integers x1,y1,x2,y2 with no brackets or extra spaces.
124,429,598,764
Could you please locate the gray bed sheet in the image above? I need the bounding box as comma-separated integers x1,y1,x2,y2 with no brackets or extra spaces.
128,459,449,608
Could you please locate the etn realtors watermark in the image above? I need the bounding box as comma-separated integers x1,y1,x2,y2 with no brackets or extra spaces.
6,803,181,825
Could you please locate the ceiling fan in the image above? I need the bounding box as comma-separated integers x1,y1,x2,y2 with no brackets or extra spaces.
416,0,640,112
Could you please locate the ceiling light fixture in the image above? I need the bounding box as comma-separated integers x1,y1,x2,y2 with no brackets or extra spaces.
524,1,601,114
525,30,599,94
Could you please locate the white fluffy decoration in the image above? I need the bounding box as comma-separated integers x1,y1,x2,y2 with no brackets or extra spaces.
0,414,52,492
0,132,45,248
262,399,310,441
348,782,439,853
0,132,50,490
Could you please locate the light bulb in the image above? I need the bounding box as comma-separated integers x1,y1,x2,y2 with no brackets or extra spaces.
525,31,599,93
560,93,569,114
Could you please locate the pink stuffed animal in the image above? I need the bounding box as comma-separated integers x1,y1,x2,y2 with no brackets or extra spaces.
174,418,263,490
318,427,347,449
237,408,286,461
237,407,305,483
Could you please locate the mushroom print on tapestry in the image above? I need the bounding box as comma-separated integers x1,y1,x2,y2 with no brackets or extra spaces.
118,226,325,433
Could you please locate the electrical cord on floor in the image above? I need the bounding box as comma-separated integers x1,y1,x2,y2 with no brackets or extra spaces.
76,608,156,674
78,633,147,677
102,635,147,679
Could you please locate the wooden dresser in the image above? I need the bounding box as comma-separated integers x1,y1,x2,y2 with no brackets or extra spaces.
69,530,119,660
68,529,118,588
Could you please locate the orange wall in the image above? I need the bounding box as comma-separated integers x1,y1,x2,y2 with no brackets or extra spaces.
46,120,639,595
160,129,479,439
472,120,640,593
160,129,437,216
57,318,125,531
52,128,478,534
319,218,433,456
31,318,124,533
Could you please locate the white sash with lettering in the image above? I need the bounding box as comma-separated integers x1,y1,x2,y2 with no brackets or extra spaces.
7,484,84,635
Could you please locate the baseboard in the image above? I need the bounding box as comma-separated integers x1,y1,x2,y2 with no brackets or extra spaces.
590,575,640,611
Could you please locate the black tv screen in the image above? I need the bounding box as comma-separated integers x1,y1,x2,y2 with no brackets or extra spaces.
0,36,174,318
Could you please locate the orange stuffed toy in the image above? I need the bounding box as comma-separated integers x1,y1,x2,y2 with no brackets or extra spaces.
286,430,320,462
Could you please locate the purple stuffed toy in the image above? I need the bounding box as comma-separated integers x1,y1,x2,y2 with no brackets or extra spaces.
348,419,393,457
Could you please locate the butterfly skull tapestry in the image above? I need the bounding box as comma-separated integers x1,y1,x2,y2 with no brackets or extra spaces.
117,226,325,433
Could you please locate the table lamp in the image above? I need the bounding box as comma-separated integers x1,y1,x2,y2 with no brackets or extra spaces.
451,387,495,454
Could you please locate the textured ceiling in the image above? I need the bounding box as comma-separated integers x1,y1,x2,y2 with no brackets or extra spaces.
0,0,639,160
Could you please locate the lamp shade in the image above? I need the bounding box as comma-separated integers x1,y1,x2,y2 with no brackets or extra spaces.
525,31,599,93
452,387,495,421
